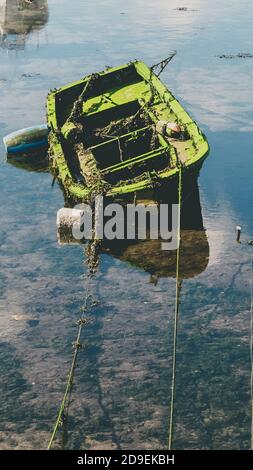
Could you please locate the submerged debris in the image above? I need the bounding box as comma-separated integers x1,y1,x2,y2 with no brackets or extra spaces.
21,73,41,78
217,53,253,59
21,0,36,4
174,7,198,11
237,52,253,58
218,54,234,59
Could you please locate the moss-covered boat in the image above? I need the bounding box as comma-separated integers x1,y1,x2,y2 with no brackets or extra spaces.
47,61,209,202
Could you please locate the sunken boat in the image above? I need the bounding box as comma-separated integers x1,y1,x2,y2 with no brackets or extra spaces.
47,61,209,202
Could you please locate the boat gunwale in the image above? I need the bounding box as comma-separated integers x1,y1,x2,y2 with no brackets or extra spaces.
46,61,209,200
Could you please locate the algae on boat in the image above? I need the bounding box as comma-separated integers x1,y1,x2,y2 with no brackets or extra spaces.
47,61,209,202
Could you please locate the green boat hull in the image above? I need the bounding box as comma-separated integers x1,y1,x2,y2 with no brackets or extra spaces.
47,61,209,202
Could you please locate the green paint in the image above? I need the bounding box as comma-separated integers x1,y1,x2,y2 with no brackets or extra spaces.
47,61,209,202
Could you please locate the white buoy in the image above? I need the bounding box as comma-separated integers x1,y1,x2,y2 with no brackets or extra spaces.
57,208,86,245
236,225,242,243
56,208,85,228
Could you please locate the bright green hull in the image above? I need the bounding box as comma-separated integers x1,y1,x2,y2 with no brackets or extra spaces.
47,61,209,202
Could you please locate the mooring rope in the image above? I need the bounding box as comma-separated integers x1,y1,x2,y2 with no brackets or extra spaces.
151,52,177,77
47,286,90,450
250,251,253,450
168,167,182,450
47,245,100,450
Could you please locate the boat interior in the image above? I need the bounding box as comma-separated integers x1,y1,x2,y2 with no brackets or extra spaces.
55,63,197,184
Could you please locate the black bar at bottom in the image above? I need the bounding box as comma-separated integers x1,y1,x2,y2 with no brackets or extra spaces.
0,450,252,466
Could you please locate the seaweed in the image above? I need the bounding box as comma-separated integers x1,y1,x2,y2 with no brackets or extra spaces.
94,105,151,142
217,53,253,59
174,7,198,12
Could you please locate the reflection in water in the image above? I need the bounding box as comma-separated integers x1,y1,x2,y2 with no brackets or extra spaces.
0,0,252,451
55,171,209,449
104,178,209,281
0,0,49,50
58,173,209,282
5,142,209,281
6,150,49,172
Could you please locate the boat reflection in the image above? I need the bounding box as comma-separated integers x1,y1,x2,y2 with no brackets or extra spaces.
104,177,209,280
0,0,49,50
6,150,49,172
58,174,209,281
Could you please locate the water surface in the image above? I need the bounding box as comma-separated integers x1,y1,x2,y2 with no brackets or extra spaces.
0,0,253,450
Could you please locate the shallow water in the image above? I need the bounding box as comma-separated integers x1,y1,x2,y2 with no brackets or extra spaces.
0,0,253,450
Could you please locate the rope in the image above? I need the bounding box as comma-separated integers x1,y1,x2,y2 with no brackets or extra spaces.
68,74,99,122
47,243,100,450
250,252,253,450
151,52,177,77
47,285,91,450
95,64,162,142
168,166,182,450
47,326,82,449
